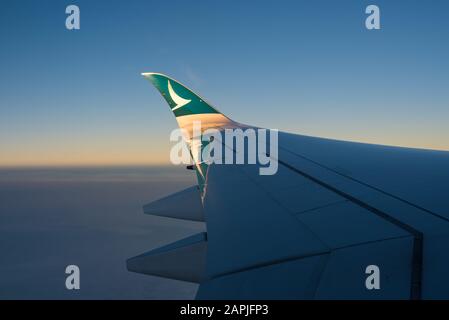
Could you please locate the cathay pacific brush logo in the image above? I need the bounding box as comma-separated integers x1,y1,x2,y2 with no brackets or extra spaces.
168,80,191,111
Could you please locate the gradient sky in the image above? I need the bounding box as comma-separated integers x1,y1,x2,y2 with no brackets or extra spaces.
1,0,449,166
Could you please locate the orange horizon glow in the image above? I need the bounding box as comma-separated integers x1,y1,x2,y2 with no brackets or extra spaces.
1,132,448,168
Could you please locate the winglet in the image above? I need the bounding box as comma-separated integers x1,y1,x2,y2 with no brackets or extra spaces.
142,72,240,199
142,72,224,118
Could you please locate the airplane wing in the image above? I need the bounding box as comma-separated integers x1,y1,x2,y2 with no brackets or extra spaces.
127,73,449,300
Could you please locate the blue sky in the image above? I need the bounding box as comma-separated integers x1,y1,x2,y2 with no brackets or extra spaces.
1,0,449,165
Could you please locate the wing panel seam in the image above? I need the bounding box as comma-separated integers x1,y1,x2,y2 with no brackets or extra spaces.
277,158,423,300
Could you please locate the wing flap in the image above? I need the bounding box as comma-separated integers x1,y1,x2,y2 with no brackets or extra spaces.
197,253,329,300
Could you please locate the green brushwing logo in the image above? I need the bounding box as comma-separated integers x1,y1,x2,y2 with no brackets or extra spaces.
167,80,191,112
